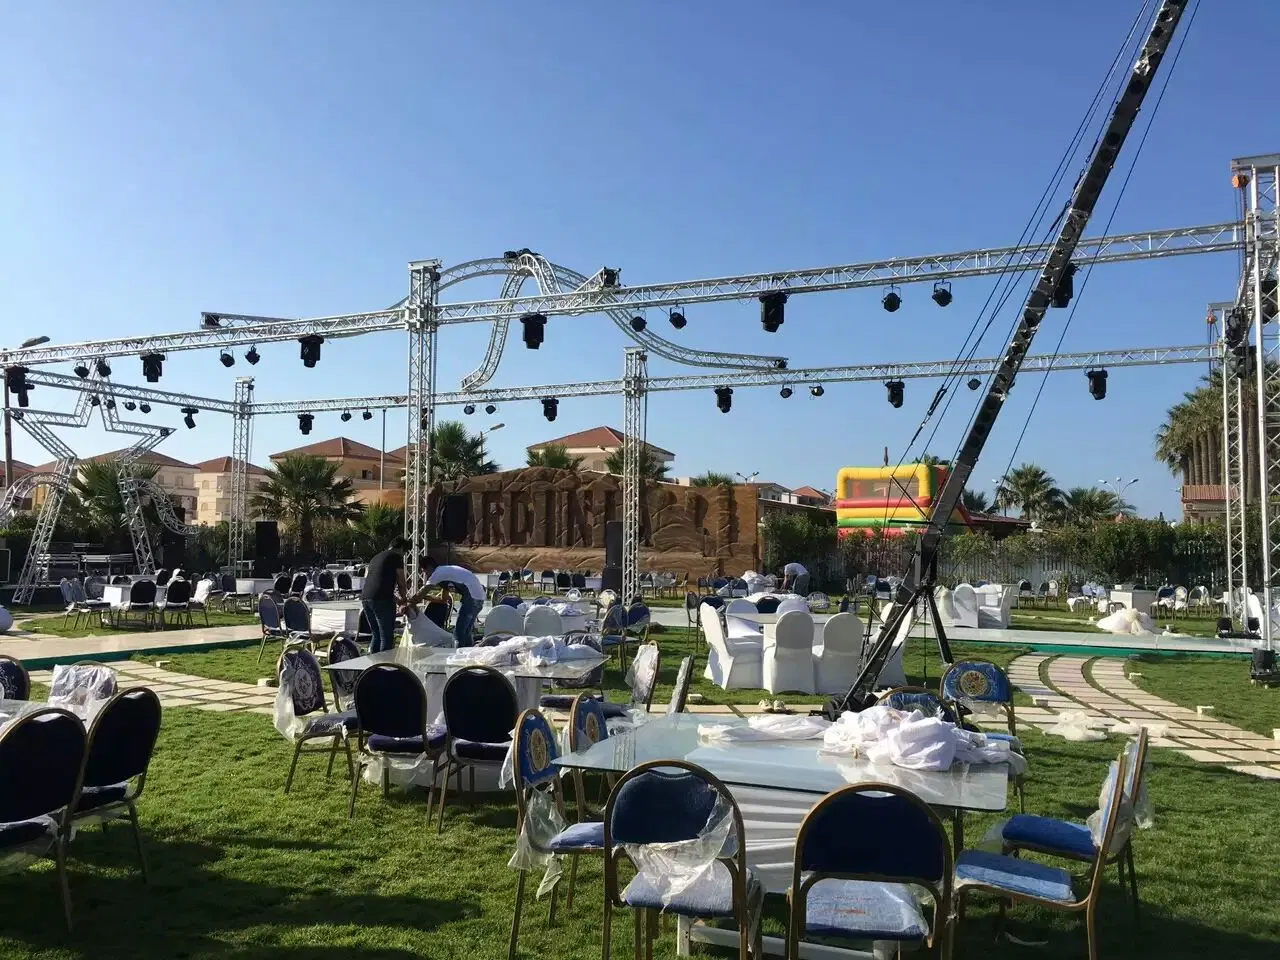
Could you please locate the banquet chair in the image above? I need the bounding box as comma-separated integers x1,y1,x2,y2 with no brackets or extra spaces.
157,577,191,628
348,663,442,817
316,571,336,592
787,783,953,959
814,612,861,695
602,760,764,960
289,573,309,596
283,596,335,648
335,571,355,598
555,572,572,593
667,656,694,715
701,603,762,690
806,591,831,613
436,666,519,832
762,609,816,695
684,591,702,631
120,579,159,630
539,632,605,710
567,693,613,819
0,708,86,929
524,605,563,637
775,596,809,616
276,646,357,794
484,603,523,638
599,602,632,669
69,687,162,879
600,642,661,719
940,659,1021,745
755,595,780,614
256,594,291,664
507,709,605,959
0,654,31,700
725,597,755,617
218,573,251,612
325,635,363,711
154,568,172,587
273,574,291,595
187,577,216,626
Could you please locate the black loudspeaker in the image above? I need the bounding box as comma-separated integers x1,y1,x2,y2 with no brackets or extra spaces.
255,521,280,561
601,566,622,594
439,495,470,543
605,520,623,568
162,506,187,568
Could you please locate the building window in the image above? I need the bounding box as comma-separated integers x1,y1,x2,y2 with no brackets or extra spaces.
361,469,373,480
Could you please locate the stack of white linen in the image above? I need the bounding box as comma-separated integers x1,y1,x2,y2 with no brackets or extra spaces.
821,705,1026,775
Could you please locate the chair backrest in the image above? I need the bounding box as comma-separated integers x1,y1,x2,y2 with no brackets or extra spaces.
667,656,694,715
569,693,610,751
628,643,661,710
442,666,518,745
626,603,651,628
290,573,309,594
0,708,86,825
753,596,780,614
772,609,814,653
82,687,163,791
700,603,728,649
69,579,89,603
820,613,861,657
155,568,171,586
192,578,215,604
571,573,586,589
58,579,74,605
792,782,951,916
555,572,571,589
879,686,956,723
0,655,31,700
607,760,736,845
700,594,725,611
128,580,157,604
258,593,282,631
84,576,106,600
281,597,311,633
326,636,361,705
336,572,353,590
111,575,131,585
776,597,809,616
278,646,328,717
524,605,562,637
353,663,427,739
1084,749,1134,894
685,591,701,613
512,708,561,796
483,604,523,636
601,602,627,637
165,578,191,604
220,573,237,593
317,571,336,590
725,598,755,616
273,574,291,594
499,594,523,609
940,659,1014,707
424,600,451,628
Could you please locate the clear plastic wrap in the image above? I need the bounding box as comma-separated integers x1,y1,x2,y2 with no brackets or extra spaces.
507,787,566,898
272,677,308,741
625,644,659,702
623,793,735,909
0,816,56,871
698,715,831,743
362,752,437,787
48,664,116,718
1087,759,1134,855
1044,710,1110,742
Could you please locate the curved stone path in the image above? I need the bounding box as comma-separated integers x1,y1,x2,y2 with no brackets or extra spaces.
29,661,278,716
1006,653,1280,781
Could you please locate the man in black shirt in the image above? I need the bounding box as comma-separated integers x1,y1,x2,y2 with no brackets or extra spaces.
360,537,410,653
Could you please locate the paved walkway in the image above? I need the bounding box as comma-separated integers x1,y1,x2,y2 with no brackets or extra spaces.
29,660,278,716
1,622,259,667
1005,653,1280,781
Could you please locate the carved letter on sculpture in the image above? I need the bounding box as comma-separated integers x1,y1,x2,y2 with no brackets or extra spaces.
482,491,505,545
509,488,532,546
567,489,591,547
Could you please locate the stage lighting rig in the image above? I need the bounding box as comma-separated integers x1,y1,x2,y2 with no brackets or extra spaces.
201,312,221,329
668,309,687,330
4,366,32,408
73,362,89,379
885,380,904,408
541,397,558,422
463,404,476,415
521,313,547,349
600,267,620,287
219,350,235,368
299,335,324,368
967,377,981,391
485,404,497,415
105,398,115,410
95,359,111,377
882,287,902,312
139,403,152,414
245,346,260,365
759,292,787,333
141,353,165,383
298,413,314,434
715,386,733,413
88,396,101,406
630,315,647,332
931,282,952,307
124,401,136,411
810,385,825,397
1087,369,1108,400
1052,262,1077,308
779,386,793,399
181,406,198,429
361,409,373,421
340,410,352,422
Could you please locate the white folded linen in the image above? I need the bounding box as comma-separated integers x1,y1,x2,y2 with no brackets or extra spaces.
821,704,1026,775
698,714,832,743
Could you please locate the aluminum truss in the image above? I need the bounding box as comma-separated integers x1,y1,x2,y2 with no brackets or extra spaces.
621,349,647,603
227,377,255,573
404,259,441,593
1214,301,1250,623
0,220,1245,370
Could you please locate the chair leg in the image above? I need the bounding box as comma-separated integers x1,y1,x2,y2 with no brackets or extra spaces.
347,757,365,818
601,896,614,960
256,633,270,664
632,908,642,959
508,869,527,960
284,740,304,793
566,853,580,911
436,760,452,833
127,803,149,881
1125,844,1141,926
54,837,73,931
326,737,340,779
1085,901,1099,960
382,763,390,800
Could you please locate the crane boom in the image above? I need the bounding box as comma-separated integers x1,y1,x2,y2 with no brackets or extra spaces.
831,0,1190,715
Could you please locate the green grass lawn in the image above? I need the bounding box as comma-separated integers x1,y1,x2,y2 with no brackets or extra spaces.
1009,606,1223,638
19,609,258,640
1127,654,1280,738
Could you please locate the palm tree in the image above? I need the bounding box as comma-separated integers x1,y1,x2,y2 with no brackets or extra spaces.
251,454,360,560
526,443,584,470
71,458,163,551
691,471,736,487
603,446,670,482
350,503,405,556
1060,486,1134,524
996,463,1064,522
961,488,991,514
430,420,498,481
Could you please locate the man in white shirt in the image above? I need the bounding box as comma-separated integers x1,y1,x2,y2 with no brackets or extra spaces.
410,557,486,647
782,561,810,595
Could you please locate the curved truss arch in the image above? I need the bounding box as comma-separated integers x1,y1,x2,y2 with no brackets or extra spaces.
133,478,197,536
0,473,66,525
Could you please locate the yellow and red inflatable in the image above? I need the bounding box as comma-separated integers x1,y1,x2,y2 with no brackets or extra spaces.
835,463,973,539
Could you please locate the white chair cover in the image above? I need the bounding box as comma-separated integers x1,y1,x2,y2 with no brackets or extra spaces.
523,605,563,637
700,604,762,690
775,597,809,616
483,604,523,637
762,610,815,695
725,598,757,616
814,612,861,695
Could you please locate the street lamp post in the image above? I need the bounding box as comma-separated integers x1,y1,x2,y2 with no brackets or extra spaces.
3,336,50,490
991,477,1008,517
478,423,504,468
735,471,759,485
1099,476,1139,501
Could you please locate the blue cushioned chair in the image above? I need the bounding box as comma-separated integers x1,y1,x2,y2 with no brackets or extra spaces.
599,601,631,668
70,687,162,879
499,594,523,609
940,659,1026,809
602,760,764,960
0,654,30,701
325,636,362,711
567,694,612,819
1002,730,1150,924
954,748,1133,957
348,663,442,818
277,646,357,794
755,596,781,614
256,594,289,664
878,686,958,722
0,707,87,929
507,709,605,960
788,783,953,958
436,665,518,833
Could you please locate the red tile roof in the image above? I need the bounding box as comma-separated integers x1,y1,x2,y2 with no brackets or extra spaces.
528,426,674,457
269,437,394,461
193,456,269,475
30,450,197,473
791,485,830,500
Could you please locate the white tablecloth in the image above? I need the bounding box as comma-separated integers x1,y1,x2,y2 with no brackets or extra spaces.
103,584,167,607
308,601,362,633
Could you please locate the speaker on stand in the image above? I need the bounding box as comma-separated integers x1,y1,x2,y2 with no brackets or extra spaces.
601,520,623,595
255,520,280,576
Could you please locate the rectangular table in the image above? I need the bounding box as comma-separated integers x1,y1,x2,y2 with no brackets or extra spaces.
325,644,606,683
733,612,834,626
308,600,363,634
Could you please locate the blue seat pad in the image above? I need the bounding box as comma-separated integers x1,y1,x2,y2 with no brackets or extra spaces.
804,878,929,941
452,738,510,762
598,701,629,719
75,783,129,813
622,862,759,918
304,710,358,736
1002,814,1095,859
955,850,1075,903
367,725,446,753
548,821,605,852
0,818,56,847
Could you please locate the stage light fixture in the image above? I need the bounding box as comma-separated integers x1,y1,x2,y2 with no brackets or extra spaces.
668,309,687,330
779,386,793,399
298,335,324,368
95,359,111,377
124,401,136,411
141,353,165,382
600,267,620,287
521,313,547,349
245,346,260,365
139,403,151,414
931,281,952,307
967,377,981,391
181,406,198,429
361,409,373,421
882,287,902,312
1052,262,1077,308
88,395,100,407
810,385,825,397
219,350,235,368
340,410,352,422
541,397,558,422
759,292,787,333
715,386,733,413
630,315,647,332
73,362,89,379
463,404,476,415
298,413,314,435
4,366,32,408
105,398,115,410
485,404,497,415
201,312,221,329
1087,368,1108,400
885,380,905,408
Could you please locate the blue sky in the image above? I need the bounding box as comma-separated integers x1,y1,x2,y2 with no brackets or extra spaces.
1,0,1273,517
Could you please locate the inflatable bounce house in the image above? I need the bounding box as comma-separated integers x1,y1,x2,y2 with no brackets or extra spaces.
835,463,974,539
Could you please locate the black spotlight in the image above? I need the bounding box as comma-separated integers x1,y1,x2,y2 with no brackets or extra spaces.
95,359,111,377
885,380,905,408
361,409,373,421
882,287,902,312
759,292,787,333
967,377,981,391
124,401,136,411
521,313,547,349
88,395,101,407
485,404,497,415
139,403,151,414
1052,262,1077,308
73,362,89,379
810,385,825,397
1087,368,1108,400
340,410,352,422
181,406,198,429
4,366,32,408
669,309,687,330
931,281,952,307
463,404,476,415
600,267,620,287
541,397,558,422
715,386,733,413
779,386,793,399
299,335,324,368
219,350,235,368
105,398,115,409
201,312,221,328
298,413,313,435
141,352,165,382
630,315,647,332
245,346,260,365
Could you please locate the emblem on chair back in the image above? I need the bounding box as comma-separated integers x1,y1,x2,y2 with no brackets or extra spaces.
327,637,360,697
281,648,325,716
942,660,1013,705
572,695,608,749
516,710,559,788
